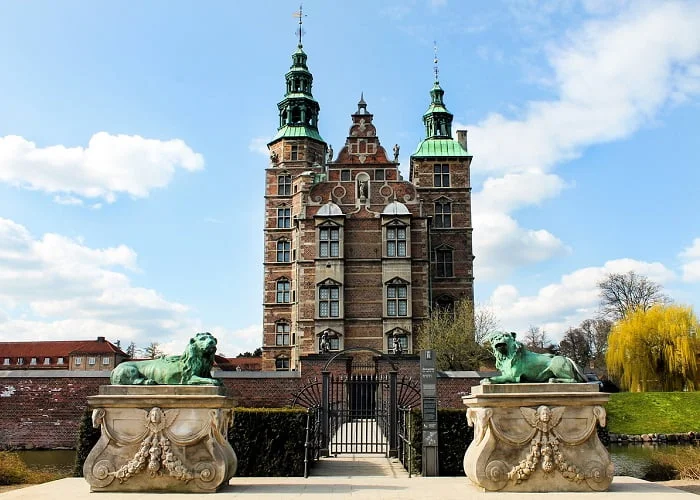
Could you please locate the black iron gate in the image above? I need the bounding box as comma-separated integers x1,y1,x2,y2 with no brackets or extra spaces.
325,373,391,455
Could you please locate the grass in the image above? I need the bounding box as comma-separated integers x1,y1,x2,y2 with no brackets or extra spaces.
0,452,60,486
650,447,700,480
606,392,700,435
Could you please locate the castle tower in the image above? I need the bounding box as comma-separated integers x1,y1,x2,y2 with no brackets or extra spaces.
410,60,475,311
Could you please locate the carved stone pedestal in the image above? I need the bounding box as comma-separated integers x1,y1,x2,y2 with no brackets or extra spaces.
463,383,613,492
83,385,237,493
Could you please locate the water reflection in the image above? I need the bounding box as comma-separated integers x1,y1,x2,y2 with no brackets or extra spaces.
610,443,698,479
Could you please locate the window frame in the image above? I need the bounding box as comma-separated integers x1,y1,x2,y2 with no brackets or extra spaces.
341,169,351,182
434,200,452,228
318,225,340,258
318,284,340,318
290,145,299,161
277,207,291,228
276,239,291,262
74,356,82,366
275,357,290,371
375,169,385,181
433,164,450,187
435,247,454,277
276,279,291,303
277,174,292,196
386,224,407,257
386,282,409,317
275,322,291,346
88,356,96,366
102,356,110,365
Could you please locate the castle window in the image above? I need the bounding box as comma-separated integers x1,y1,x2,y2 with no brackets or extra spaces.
290,145,299,161
57,357,64,365
319,226,340,258
44,358,51,365
435,247,454,277
434,164,450,187
275,356,289,371
277,207,291,228
434,295,455,312
387,283,408,317
319,285,340,318
276,322,291,346
276,279,291,303
30,357,37,365
434,200,452,228
386,225,407,257
375,169,385,181
278,174,291,195
341,170,351,182
318,330,341,352
277,239,291,262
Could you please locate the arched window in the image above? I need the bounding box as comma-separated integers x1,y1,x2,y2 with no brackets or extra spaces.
276,279,291,303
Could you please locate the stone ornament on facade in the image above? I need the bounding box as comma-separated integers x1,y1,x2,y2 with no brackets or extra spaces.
463,384,613,492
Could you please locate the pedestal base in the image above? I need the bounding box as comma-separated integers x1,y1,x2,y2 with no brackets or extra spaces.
83,385,237,493
463,383,613,492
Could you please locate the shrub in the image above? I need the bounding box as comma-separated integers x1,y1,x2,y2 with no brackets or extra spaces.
649,447,700,480
407,409,474,476
0,452,58,485
228,408,308,477
73,408,101,477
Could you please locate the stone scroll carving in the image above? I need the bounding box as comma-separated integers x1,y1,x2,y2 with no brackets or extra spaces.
463,386,613,492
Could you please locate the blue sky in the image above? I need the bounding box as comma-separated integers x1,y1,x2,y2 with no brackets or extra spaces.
0,0,699,356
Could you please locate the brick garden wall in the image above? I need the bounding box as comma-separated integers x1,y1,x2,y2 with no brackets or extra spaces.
0,367,482,449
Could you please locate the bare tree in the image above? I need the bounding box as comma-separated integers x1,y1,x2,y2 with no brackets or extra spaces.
474,303,500,344
598,271,668,320
125,341,137,358
558,319,612,374
522,326,555,354
143,342,164,359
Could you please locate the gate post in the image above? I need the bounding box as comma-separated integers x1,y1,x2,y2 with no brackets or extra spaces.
388,370,398,458
321,370,330,457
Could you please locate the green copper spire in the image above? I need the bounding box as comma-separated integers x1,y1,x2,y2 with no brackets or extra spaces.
413,45,470,158
270,5,324,144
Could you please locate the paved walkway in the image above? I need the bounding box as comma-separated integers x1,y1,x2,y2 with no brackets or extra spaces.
2,476,698,499
312,454,410,478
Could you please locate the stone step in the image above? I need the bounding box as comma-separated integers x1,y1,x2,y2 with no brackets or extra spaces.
312,454,411,478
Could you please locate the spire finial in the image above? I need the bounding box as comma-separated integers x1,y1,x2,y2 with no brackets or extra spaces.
433,41,439,84
293,4,306,47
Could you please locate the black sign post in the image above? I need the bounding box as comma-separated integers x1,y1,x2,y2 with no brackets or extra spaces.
420,350,439,476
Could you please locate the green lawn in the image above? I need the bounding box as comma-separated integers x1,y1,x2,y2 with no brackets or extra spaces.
606,392,700,435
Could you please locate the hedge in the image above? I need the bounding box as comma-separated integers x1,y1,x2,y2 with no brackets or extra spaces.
74,407,309,478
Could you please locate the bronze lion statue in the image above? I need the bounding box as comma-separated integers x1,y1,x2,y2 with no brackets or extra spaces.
482,331,587,384
110,332,222,386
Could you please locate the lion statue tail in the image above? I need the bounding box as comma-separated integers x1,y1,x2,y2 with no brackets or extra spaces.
567,357,589,383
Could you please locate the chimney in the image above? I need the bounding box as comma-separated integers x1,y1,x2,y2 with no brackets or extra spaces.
457,130,468,151
97,336,105,342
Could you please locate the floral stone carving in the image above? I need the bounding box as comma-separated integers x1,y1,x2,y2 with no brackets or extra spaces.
83,385,237,493
463,383,614,492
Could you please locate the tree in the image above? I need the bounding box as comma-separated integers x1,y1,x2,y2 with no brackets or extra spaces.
522,326,556,354
474,303,500,344
143,342,164,359
125,341,137,358
598,271,668,320
252,347,262,357
417,300,493,371
606,304,700,392
558,319,612,373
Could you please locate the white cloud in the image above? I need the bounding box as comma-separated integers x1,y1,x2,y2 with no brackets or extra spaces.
460,2,700,280
248,137,271,156
488,258,675,339
0,132,204,204
680,238,700,282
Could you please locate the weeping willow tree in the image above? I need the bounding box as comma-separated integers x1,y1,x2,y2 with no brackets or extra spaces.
417,300,493,371
607,305,700,392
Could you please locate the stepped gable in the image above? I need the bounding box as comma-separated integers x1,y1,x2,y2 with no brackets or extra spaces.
332,95,394,166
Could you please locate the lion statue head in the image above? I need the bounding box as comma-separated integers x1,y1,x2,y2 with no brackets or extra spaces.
486,331,522,366
180,332,218,383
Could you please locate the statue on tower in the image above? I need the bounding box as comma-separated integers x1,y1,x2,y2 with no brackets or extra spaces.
393,144,400,162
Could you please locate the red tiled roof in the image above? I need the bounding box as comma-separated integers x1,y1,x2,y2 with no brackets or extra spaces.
0,337,127,358
222,357,262,371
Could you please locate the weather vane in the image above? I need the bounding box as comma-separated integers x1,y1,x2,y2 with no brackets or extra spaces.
293,4,307,47
433,41,439,83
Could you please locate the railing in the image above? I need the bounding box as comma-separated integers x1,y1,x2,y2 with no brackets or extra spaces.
304,406,322,478
397,406,414,477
